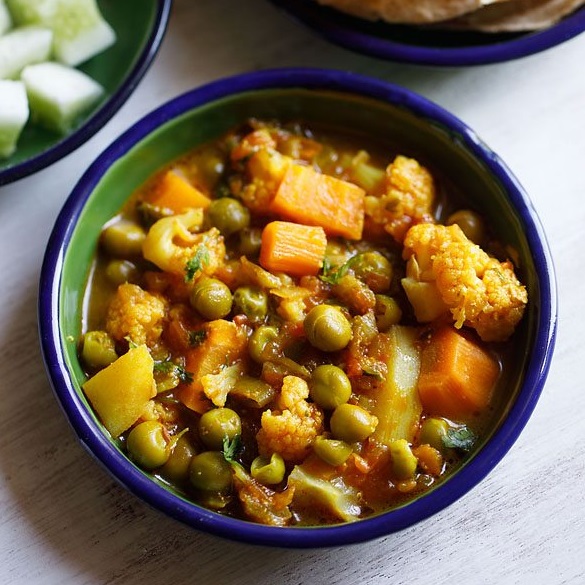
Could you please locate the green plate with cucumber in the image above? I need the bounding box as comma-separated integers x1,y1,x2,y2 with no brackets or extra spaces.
0,0,172,186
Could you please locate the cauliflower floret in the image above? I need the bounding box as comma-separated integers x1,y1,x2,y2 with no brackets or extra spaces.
106,283,168,346
402,223,528,342
200,363,243,407
240,148,291,214
365,155,435,242
256,376,324,463
142,209,225,280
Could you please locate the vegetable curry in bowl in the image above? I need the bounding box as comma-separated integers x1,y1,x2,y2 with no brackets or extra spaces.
78,116,528,527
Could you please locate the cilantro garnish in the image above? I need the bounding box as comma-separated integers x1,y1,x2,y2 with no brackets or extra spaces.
188,329,207,346
175,364,194,385
184,245,210,283
153,361,194,385
320,255,358,285
222,435,242,463
442,427,477,452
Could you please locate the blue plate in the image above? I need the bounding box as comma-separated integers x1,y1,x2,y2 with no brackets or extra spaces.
270,0,585,65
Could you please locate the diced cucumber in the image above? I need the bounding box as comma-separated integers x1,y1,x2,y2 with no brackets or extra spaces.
0,26,52,79
51,0,116,66
21,61,104,133
6,0,116,66
0,0,12,36
0,79,29,158
5,0,54,24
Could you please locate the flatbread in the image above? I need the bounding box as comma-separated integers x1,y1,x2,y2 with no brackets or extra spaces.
314,0,509,23
444,0,585,31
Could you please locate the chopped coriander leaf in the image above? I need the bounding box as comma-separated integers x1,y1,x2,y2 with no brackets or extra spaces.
222,435,242,463
184,245,210,283
153,360,174,374
153,360,194,385
320,255,358,285
189,329,207,346
175,365,194,385
442,426,477,452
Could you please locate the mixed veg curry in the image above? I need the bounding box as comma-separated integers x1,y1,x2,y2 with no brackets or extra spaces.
79,119,527,526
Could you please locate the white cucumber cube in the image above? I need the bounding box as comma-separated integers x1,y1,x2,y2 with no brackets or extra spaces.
0,79,29,158
5,0,55,25
21,61,104,133
0,26,53,79
7,0,116,66
0,0,12,35
54,16,115,66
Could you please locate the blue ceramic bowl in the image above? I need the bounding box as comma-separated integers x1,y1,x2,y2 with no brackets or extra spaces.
270,0,585,66
39,68,557,548
0,0,172,186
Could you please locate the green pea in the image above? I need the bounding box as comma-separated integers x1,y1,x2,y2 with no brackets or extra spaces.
126,421,170,470
351,252,393,293
160,433,197,483
189,278,233,320
447,209,486,245
189,451,233,493
389,439,418,480
198,408,242,450
250,453,286,485
249,325,279,363
309,364,352,410
330,403,378,443
233,286,268,322
208,197,250,236
419,417,449,451
105,259,140,286
238,227,263,257
81,330,117,369
374,295,402,332
313,436,353,466
304,305,352,352
101,221,146,258
200,153,225,186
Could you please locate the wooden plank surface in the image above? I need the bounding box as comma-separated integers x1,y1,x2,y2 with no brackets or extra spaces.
1,0,584,583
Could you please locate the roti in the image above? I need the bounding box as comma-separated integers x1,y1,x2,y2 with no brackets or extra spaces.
314,0,509,23
444,0,585,31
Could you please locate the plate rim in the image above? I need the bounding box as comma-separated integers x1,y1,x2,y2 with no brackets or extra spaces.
0,0,173,187
269,0,585,66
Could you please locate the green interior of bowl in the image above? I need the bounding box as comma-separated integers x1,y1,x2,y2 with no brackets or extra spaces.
0,0,161,172
59,87,538,501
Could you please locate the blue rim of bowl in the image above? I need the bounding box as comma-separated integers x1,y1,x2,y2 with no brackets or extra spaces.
269,0,585,66
0,0,172,187
39,67,557,548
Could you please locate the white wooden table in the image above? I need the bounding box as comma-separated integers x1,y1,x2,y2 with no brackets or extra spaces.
1,1,584,583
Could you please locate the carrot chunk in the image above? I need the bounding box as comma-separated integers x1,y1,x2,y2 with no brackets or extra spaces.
417,326,500,421
259,221,327,278
177,319,248,413
269,164,365,240
149,170,211,213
